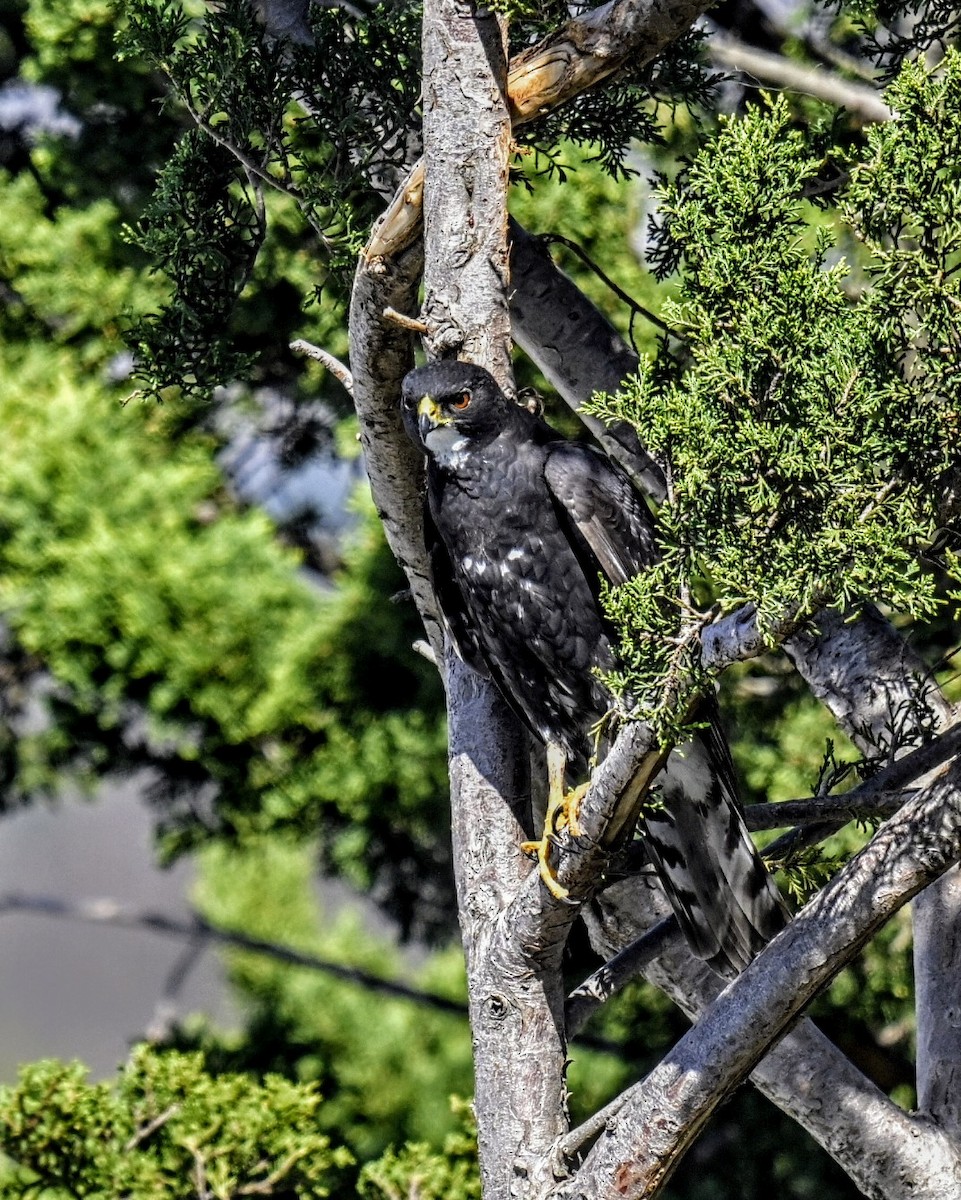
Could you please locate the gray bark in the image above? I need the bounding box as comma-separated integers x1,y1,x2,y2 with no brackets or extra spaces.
570,757,961,1200
784,606,961,1143
567,721,961,1034
584,883,961,1200
915,870,961,1137
365,0,716,265
347,247,444,658
446,655,574,1199
342,0,961,1191
508,222,665,500
420,5,574,1198
708,29,892,123
785,605,953,753
420,0,512,376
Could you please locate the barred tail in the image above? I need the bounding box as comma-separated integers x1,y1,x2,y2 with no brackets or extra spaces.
642,728,787,978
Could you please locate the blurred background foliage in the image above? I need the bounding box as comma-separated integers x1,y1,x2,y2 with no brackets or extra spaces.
0,0,955,1195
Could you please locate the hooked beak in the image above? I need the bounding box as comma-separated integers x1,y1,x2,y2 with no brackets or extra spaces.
417,394,450,441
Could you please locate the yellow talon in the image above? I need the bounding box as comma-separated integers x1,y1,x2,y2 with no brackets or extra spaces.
561,781,589,838
521,743,588,901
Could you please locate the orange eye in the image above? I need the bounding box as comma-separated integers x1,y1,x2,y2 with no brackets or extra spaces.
452,392,472,411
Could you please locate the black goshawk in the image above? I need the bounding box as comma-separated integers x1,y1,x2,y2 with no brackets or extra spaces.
401,360,786,976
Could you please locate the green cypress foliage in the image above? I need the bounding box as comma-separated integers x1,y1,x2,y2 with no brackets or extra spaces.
589,60,960,737
0,1050,353,1197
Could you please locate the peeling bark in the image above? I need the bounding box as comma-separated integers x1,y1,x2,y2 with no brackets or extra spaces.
365,0,714,264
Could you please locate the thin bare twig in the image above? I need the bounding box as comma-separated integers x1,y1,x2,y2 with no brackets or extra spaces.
180,85,335,247
763,720,961,861
125,1103,182,1153
382,306,429,333
0,891,633,1058
0,892,467,1018
537,232,673,340
289,339,354,394
237,1148,313,1195
567,919,677,1037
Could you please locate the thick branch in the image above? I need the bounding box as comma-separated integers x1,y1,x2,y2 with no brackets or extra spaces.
784,606,961,1134
509,221,666,500
347,245,444,658
785,604,954,752
582,879,959,1200
419,5,575,1198
567,757,961,1200
567,720,961,1033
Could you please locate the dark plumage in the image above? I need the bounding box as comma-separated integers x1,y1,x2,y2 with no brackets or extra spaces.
401,360,786,975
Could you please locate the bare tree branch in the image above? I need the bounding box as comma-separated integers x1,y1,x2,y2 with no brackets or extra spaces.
0,891,472,1016
564,756,961,1200
746,720,961,831
348,245,445,662
709,30,892,123
509,220,666,500
782,605,961,1137
566,919,675,1037
583,877,959,1200
567,720,961,1032
289,339,354,394
786,605,955,754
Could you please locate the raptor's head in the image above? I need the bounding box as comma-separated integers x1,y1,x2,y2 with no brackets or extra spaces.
401,361,514,459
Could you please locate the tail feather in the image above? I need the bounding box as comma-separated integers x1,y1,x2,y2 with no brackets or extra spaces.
642,730,787,978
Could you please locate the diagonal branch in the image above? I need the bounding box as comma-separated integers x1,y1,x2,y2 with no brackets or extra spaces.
581,876,960,1200
709,30,892,123
348,245,444,658
0,891,470,1017
563,755,961,1200
566,717,961,1037
746,719,961,832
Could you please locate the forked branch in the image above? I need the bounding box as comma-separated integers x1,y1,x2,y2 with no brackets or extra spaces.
560,755,961,1200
